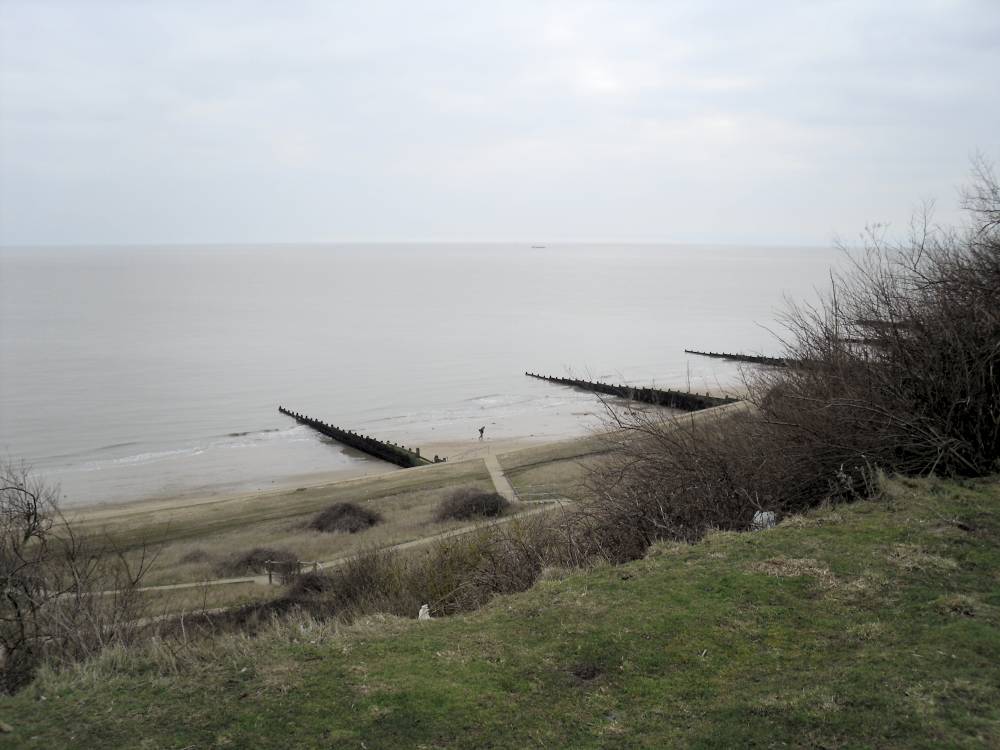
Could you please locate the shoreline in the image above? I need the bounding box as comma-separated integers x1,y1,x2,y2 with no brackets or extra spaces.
65,433,560,524
63,398,743,525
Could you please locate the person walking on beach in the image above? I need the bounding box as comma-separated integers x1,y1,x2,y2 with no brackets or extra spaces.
478,426,485,440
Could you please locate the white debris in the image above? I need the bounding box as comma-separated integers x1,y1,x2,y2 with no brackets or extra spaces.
752,511,777,530
418,604,432,620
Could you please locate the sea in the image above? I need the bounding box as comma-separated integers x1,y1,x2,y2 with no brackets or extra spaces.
0,243,841,506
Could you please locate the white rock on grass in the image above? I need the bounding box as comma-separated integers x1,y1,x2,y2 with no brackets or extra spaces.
752,511,777,530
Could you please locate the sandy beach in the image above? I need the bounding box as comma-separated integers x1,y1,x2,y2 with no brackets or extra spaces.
66,433,557,526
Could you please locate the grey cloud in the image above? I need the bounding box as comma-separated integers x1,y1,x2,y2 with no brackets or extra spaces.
1,0,998,245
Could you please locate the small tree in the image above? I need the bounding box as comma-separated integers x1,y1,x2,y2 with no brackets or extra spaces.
0,461,151,692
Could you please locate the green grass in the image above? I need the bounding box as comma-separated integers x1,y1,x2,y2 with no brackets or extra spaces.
3,475,998,748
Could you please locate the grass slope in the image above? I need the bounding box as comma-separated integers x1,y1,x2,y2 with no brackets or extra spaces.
3,475,998,748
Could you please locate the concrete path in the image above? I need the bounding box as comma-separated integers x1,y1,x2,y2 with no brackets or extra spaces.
131,575,264,592
484,453,518,503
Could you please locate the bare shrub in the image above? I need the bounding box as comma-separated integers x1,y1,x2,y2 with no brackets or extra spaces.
585,160,999,556
285,547,414,619
435,487,509,522
0,461,150,693
308,502,382,533
581,403,879,559
215,547,296,577
752,159,999,479
445,514,591,607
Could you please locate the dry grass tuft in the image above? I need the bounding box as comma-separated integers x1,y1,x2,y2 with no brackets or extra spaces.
780,512,845,529
847,621,888,642
885,544,959,572
537,566,575,582
749,557,837,587
645,541,690,558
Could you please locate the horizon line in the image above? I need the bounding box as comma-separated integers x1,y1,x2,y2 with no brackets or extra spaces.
0,238,838,250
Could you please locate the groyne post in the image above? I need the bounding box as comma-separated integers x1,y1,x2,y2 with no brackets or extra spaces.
524,372,736,411
684,349,792,367
278,406,437,469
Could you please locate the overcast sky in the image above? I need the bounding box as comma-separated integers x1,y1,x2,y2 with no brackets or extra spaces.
1,1,998,246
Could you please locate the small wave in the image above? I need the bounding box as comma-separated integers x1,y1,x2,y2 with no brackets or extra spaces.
367,413,417,425
77,426,316,471
225,428,281,438
212,426,314,449
79,445,205,471
96,440,142,452
47,441,141,461
467,394,536,409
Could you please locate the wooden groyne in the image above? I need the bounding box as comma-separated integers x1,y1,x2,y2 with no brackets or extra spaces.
684,349,791,367
524,373,738,411
278,407,442,468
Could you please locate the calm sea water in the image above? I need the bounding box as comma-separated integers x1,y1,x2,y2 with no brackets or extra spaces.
0,243,840,506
